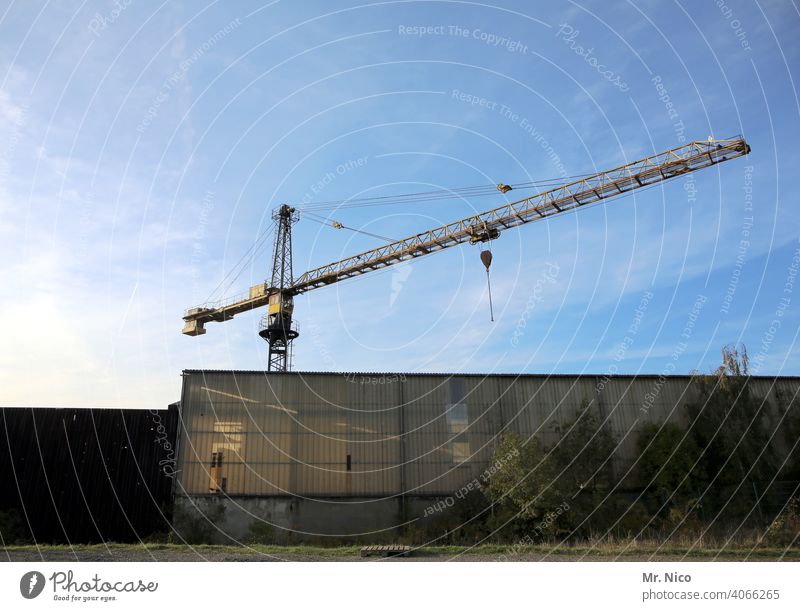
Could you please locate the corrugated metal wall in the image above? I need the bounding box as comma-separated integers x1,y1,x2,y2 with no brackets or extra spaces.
0,405,180,543
177,371,799,498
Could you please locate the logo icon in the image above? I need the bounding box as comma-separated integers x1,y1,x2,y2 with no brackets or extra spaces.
20,571,45,599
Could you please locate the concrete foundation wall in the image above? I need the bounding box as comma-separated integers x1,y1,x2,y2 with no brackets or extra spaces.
173,495,472,543
174,495,413,543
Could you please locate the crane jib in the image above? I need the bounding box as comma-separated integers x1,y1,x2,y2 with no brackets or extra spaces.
182,137,749,332
288,138,749,295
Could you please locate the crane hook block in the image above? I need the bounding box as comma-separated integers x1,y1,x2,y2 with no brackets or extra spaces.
496,183,512,193
480,250,493,271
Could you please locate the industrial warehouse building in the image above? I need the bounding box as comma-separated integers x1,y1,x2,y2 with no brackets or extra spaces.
174,370,799,542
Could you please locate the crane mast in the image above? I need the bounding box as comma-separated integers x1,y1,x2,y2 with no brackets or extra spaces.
182,136,751,371
259,204,300,371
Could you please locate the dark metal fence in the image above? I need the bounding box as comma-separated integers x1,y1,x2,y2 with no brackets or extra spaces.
0,404,180,544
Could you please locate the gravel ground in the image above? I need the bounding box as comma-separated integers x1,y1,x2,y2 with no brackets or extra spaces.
0,548,778,562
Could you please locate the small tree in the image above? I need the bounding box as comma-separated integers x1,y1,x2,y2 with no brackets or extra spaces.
717,343,749,379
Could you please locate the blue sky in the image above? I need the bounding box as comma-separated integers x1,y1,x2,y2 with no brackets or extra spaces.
1,1,798,407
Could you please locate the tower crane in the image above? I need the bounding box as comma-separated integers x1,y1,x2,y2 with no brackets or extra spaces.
182,136,750,371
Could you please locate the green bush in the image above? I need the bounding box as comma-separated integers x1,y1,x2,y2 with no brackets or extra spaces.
484,402,618,540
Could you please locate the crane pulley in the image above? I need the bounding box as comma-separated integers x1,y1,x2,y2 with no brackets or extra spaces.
182,136,751,371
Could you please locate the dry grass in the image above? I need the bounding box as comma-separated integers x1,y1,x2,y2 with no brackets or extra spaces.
1,539,797,561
